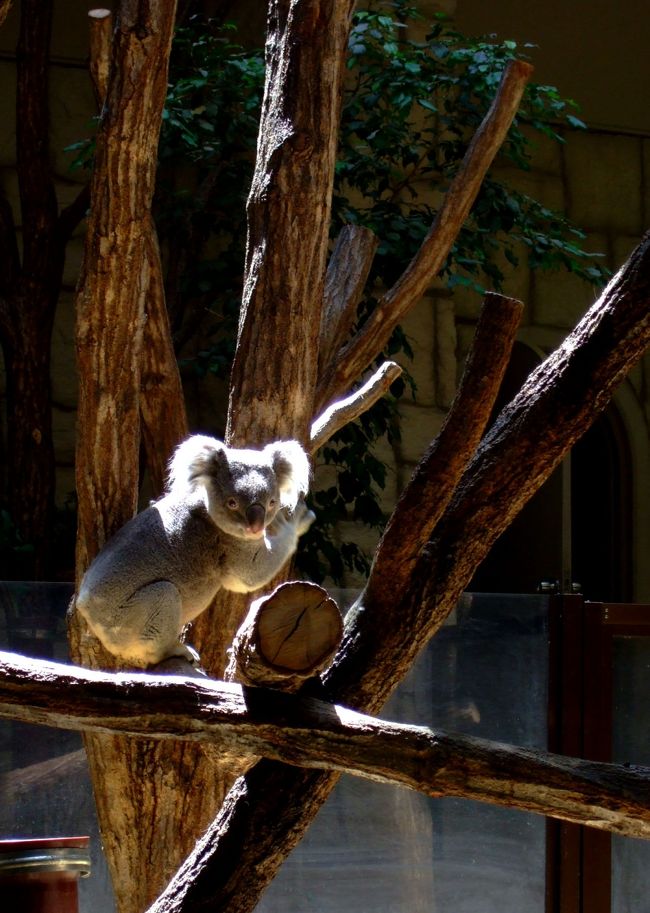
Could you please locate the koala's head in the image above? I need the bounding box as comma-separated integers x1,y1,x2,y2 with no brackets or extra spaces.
167,435,310,540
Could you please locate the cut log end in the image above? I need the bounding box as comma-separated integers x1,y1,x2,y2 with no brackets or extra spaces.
227,582,343,691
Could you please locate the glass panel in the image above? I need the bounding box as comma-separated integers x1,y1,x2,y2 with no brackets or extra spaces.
611,636,650,913
0,582,116,913
257,592,550,913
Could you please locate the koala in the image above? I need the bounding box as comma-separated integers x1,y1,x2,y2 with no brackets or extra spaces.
76,435,315,668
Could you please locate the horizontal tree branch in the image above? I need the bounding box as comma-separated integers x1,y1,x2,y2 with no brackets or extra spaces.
316,58,533,409
1,651,649,844
310,360,403,454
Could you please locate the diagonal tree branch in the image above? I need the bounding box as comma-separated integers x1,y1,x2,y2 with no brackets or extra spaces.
153,234,650,913
2,651,650,842
365,292,523,603
310,360,403,454
315,58,533,410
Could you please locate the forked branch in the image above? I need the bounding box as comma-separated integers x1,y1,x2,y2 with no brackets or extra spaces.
316,58,533,409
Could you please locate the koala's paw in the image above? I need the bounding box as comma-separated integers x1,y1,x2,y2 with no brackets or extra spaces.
294,500,316,537
152,642,208,678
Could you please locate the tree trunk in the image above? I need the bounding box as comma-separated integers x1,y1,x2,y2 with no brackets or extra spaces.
67,5,221,913
0,0,65,577
226,0,357,445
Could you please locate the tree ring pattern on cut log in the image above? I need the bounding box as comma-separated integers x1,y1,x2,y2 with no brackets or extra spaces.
226,581,343,691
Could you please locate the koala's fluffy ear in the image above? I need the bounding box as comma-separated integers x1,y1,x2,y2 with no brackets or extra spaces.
265,440,310,510
166,435,226,494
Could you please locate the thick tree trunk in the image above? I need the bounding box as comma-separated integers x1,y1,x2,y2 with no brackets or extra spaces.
226,0,356,445
67,5,220,913
0,0,64,577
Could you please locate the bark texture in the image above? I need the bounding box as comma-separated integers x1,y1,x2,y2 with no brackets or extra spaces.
68,6,216,913
1,652,650,842
149,238,650,913
226,0,357,445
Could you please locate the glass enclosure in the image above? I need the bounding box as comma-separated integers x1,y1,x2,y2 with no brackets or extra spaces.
611,636,650,913
7,585,646,913
0,582,115,913
256,592,550,913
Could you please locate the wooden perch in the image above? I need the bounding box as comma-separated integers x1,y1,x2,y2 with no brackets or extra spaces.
88,9,112,106
364,292,523,613
1,651,650,844
319,224,379,372
310,360,403,454
225,582,343,690
159,235,650,913
316,58,533,409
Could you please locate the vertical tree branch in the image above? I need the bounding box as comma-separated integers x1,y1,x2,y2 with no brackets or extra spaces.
88,9,113,106
140,227,189,495
226,0,357,445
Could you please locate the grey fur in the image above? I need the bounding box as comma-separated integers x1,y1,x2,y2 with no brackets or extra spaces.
76,436,315,667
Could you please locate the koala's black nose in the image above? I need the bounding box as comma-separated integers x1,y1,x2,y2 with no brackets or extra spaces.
245,503,266,534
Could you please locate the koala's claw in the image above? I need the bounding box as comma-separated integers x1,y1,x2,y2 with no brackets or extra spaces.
176,642,202,665
295,504,316,536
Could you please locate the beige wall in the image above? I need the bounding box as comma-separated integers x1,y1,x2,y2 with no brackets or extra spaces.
356,0,650,598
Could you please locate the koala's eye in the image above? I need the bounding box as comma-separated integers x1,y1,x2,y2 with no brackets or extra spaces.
227,497,238,510
269,498,277,508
